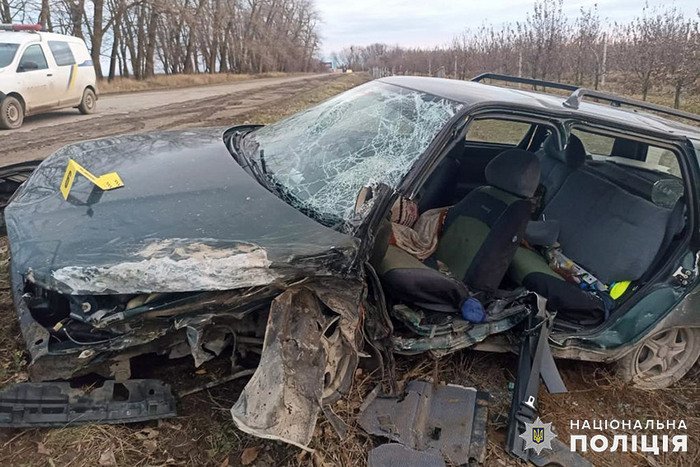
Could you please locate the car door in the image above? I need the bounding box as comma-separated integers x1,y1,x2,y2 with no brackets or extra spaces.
47,40,80,105
15,43,56,111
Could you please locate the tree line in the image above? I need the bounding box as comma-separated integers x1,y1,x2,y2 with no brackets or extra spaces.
332,1,700,109
2,0,322,80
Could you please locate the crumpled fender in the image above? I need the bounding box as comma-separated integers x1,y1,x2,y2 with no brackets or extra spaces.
231,278,363,450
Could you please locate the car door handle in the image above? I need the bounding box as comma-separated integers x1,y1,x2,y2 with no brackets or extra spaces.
46,73,53,77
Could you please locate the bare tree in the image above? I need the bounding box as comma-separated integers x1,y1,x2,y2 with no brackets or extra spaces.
659,10,700,108
615,5,668,100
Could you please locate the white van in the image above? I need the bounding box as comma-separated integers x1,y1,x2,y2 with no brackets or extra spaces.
0,24,97,130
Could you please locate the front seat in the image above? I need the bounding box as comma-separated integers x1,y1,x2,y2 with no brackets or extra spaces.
377,149,541,312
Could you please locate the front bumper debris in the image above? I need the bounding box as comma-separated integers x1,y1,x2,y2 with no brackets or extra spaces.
231,279,363,450
0,379,176,427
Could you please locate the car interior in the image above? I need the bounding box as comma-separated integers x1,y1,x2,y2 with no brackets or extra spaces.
371,116,688,336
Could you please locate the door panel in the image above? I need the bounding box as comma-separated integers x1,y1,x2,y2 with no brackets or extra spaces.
15,44,56,111
47,41,80,105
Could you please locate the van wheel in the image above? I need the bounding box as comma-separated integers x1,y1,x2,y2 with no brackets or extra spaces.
78,88,97,115
617,327,700,389
0,96,24,129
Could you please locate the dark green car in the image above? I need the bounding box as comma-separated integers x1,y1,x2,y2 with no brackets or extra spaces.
1,74,698,451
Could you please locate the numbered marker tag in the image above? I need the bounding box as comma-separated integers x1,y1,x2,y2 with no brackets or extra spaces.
60,159,124,200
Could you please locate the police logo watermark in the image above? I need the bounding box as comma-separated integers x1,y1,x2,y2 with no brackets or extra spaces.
520,417,556,454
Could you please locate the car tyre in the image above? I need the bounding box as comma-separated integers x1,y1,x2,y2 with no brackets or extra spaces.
78,88,97,115
617,327,700,389
0,96,24,130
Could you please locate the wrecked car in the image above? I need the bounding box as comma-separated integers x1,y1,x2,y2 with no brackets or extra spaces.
2,73,700,457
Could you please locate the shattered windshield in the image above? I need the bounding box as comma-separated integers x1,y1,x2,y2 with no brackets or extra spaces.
0,43,19,68
241,81,462,227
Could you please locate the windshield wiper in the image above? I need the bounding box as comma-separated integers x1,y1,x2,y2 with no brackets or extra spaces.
264,170,346,229
233,133,346,229
230,132,273,190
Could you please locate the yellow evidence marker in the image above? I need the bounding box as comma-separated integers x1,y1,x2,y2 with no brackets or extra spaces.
60,159,124,200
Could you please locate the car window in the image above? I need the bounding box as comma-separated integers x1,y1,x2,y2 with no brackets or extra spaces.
571,129,614,156
48,41,76,66
17,44,48,71
0,43,19,68
241,81,462,226
574,128,682,177
466,119,531,145
646,146,681,177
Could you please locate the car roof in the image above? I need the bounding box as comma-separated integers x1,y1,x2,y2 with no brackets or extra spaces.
0,30,84,45
379,76,700,140
0,31,39,44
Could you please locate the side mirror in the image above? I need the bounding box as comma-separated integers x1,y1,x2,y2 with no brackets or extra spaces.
18,61,39,72
354,185,374,215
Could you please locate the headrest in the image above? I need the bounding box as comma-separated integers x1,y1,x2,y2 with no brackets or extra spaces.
485,149,541,198
540,134,586,168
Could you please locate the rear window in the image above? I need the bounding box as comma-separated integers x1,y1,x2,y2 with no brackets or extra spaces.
466,119,531,145
573,128,681,177
0,43,19,68
48,41,76,66
571,129,614,156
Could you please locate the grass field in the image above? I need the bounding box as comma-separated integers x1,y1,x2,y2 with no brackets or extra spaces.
98,72,294,95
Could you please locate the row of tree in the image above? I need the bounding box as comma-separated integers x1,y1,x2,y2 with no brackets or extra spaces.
2,0,322,80
332,1,700,108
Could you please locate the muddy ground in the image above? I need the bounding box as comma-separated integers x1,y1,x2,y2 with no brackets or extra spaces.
0,73,331,165
0,73,698,466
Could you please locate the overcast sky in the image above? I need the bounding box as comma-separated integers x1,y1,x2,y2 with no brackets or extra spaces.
315,0,700,57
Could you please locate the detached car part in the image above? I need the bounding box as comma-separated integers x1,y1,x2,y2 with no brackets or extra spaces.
232,280,363,449
0,379,176,427
358,380,489,465
505,300,592,467
368,443,446,467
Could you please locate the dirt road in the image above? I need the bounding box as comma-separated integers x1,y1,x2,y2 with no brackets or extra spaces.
0,73,334,165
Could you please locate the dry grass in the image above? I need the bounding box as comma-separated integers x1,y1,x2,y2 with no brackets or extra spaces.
0,72,698,466
98,71,294,95
224,72,369,126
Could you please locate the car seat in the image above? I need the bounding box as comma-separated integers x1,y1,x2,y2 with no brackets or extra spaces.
377,148,541,312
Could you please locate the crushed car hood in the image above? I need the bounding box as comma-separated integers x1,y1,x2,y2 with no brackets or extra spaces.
5,129,359,295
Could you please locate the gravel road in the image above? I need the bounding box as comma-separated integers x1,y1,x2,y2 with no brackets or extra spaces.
0,73,334,164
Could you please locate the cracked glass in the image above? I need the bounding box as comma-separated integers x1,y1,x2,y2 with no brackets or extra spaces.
242,81,462,227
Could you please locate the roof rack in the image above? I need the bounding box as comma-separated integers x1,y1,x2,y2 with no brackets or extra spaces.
472,72,700,126
563,88,700,125
471,73,579,92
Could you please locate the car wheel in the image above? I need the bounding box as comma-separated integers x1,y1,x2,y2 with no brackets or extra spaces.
617,327,700,389
0,96,24,129
78,88,97,115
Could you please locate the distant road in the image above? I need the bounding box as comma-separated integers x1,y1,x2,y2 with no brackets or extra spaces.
0,73,333,164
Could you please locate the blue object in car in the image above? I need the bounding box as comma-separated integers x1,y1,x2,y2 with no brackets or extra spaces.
461,297,486,323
